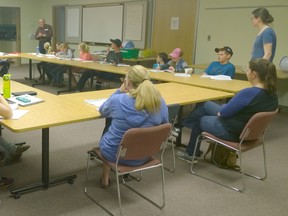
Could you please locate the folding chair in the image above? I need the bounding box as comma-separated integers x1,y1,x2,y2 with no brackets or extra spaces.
85,123,171,216
191,109,278,192
164,104,180,172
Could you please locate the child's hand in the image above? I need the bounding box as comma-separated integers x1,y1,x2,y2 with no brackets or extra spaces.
168,66,175,72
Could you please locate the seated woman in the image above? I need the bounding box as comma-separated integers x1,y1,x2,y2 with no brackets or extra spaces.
98,65,169,188
45,42,74,87
176,58,278,164
160,48,188,72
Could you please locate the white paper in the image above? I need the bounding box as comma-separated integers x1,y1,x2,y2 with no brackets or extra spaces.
0,110,29,120
201,75,232,80
148,69,163,73
117,63,130,67
85,98,107,109
174,73,191,77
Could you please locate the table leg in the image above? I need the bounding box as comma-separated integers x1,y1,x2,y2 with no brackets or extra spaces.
10,128,77,198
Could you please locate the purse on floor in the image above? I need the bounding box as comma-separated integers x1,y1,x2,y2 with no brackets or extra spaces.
204,141,240,170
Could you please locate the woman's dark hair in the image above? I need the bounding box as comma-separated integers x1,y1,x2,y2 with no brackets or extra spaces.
158,52,169,63
252,7,274,24
249,58,277,93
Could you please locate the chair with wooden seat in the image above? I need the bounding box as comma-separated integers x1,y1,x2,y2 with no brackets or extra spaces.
84,123,171,216
191,109,278,192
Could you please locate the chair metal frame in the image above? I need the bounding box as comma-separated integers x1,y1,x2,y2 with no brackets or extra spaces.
84,123,171,216
191,109,278,192
164,104,181,172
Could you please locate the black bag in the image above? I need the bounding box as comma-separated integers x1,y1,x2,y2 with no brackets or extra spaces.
204,142,239,170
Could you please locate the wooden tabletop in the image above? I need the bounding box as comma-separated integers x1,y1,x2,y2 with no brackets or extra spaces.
1,81,233,133
149,72,251,93
60,82,234,107
189,63,288,79
19,53,250,93
1,80,101,132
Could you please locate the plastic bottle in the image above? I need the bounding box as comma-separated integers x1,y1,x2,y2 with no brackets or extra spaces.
3,74,11,99
36,46,39,54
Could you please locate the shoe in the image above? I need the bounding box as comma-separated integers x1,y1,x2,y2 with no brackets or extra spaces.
176,151,198,164
5,145,30,164
0,177,14,190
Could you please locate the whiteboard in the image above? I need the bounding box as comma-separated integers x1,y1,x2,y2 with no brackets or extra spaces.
82,5,123,44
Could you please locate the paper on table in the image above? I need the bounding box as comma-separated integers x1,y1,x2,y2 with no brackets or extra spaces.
0,110,29,120
85,98,108,110
201,75,232,80
148,69,163,73
174,73,191,77
117,63,130,67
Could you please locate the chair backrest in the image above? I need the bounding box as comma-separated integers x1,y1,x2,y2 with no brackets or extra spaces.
118,123,171,161
239,109,278,141
168,104,180,124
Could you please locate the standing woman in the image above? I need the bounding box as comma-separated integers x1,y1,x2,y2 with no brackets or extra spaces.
251,7,276,62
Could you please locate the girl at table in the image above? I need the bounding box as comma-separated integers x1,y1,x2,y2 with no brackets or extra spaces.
0,94,30,189
46,42,74,87
71,42,94,86
176,58,278,164
76,39,123,92
98,65,168,188
160,48,188,72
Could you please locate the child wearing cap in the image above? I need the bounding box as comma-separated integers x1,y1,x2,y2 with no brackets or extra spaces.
204,46,235,78
160,48,188,72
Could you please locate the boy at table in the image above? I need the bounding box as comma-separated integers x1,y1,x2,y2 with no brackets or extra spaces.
203,46,236,78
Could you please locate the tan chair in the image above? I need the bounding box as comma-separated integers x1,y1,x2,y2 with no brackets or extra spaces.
84,123,171,216
191,109,278,192
164,104,181,172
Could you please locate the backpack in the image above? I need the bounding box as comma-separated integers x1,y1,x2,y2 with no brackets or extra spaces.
204,141,240,170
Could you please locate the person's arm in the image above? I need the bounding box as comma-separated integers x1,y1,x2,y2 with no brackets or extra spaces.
99,89,123,117
0,95,13,119
263,43,273,61
219,88,260,117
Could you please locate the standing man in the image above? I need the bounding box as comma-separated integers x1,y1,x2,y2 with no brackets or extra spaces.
35,18,53,54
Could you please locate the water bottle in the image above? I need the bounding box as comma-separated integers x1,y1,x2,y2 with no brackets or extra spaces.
36,46,39,54
3,74,11,99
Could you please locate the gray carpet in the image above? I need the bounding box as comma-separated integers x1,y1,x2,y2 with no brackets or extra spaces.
0,64,287,216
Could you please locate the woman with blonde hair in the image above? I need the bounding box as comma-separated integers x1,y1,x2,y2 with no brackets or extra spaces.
98,65,168,188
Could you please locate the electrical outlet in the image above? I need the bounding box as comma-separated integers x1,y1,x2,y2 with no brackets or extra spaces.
207,35,211,41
